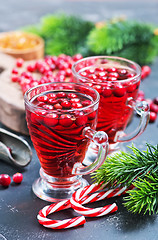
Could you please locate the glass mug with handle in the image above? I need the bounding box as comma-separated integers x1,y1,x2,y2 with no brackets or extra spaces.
24,82,109,202
72,56,150,153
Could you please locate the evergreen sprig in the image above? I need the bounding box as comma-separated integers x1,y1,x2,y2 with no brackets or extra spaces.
124,173,158,215
92,144,158,215
87,20,158,65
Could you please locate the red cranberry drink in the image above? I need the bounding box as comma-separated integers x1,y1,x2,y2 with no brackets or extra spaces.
72,56,150,152
24,82,109,202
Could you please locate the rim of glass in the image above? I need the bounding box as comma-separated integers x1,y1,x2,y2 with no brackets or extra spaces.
72,55,141,83
24,81,100,113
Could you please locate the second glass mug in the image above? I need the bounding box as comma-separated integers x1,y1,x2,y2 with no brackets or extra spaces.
72,56,150,153
24,82,109,202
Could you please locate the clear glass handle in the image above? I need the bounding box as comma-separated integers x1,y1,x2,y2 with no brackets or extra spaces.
72,127,109,175
115,99,150,143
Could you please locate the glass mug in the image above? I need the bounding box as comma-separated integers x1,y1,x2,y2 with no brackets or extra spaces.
72,56,150,153
24,82,109,202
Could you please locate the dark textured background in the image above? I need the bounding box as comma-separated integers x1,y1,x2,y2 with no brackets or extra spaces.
0,1,158,239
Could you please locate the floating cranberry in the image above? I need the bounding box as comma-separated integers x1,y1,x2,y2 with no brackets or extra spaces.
44,113,59,127
48,98,58,105
31,110,47,124
42,104,54,110
126,83,137,93
82,100,92,106
61,100,71,108
47,93,57,99
54,103,62,109
16,58,24,67
75,112,88,126
0,174,11,187
71,102,83,108
57,92,67,98
107,67,117,72
102,87,112,97
149,112,157,123
59,114,73,127
68,93,78,98
113,84,126,97
93,85,102,94
108,72,119,78
70,98,80,103
37,95,49,103
13,173,23,184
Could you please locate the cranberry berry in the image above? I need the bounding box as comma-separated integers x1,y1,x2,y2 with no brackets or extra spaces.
13,173,23,184
0,174,11,187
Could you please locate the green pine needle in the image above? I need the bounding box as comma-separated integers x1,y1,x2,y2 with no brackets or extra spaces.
124,173,158,215
92,144,158,215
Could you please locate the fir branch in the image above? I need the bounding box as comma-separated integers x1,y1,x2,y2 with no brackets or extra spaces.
92,144,158,188
124,173,158,215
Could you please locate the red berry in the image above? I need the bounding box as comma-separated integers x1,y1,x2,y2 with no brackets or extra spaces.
13,173,23,184
68,93,78,98
57,92,67,98
149,112,157,123
102,87,112,97
11,75,19,82
150,102,158,113
44,113,59,127
37,95,49,103
75,112,88,126
141,66,151,80
82,100,92,106
71,102,83,108
153,97,158,105
16,58,24,67
70,98,80,103
113,84,126,97
42,104,54,110
61,100,71,108
0,174,11,187
59,114,73,127
73,53,83,61
12,68,19,74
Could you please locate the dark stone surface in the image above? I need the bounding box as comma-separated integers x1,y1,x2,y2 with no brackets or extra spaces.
0,1,158,240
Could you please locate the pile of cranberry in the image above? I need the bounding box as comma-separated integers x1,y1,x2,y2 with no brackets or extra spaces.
11,54,157,123
0,173,23,187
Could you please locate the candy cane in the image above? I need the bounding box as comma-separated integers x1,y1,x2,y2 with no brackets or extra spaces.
70,183,129,217
37,183,131,229
37,199,86,229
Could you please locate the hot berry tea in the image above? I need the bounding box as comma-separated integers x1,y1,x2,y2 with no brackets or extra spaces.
72,56,149,151
24,82,109,201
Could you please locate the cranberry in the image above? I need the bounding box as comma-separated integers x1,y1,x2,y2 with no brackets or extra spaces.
108,72,119,78
102,87,112,97
59,114,73,127
141,66,151,80
97,71,107,78
48,99,58,105
68,93,78,98
37,95,49,103
107,67,117,72
150,102,158,113
113,84,126,97
126,83,137,93
11,75,19,82
149,112,157,123
93,85,102,94
61,100,71,108
42,104,54,110
44,113,59,127
57,92,67,98
47,93,57,99
71,102,83,108
0,174,11,187
54,103,62,109
75,112,88,126
12,68,18,74
153,97,158,105
70,98,80,103
13,173,23,184
73,53,83,61
16,58,24,67
95,67,106,72
31,110,47,124
27,64,36,72
82,100,92,106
